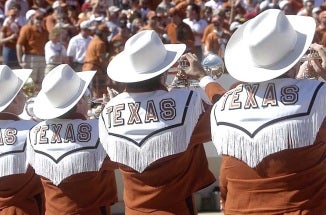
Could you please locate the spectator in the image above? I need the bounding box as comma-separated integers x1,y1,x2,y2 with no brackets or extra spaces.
83,23,110,99
16,11,48,91
44,0,68,33
203,11,231,58
166,7,195,53
138,10,166,39
0,8,20,68
44,27,70,75
67,19,94,71
4,0,29,25
105,5,121,42
183,3,208,61
297,0,315,16
109,19,130,61
204,0,223,13
156,0,175,14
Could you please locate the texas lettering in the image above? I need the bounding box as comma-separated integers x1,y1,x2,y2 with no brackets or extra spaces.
219,83,299,110
0,128,17,145
31,123,92,144
105,98,177,128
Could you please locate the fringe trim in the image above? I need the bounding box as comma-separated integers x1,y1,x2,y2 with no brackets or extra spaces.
101,91,204,173
27,145,107,185
212,91,326,168
0,153,28,177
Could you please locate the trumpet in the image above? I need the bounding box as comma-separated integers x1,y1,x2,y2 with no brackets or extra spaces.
299,48,322,63
169,53,225,88
22,77,36,97
299,48,322,79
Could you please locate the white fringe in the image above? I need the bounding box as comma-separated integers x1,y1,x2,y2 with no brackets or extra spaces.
0,153,28,177
101,90,204,173
212,91,326,167
27,145,107,185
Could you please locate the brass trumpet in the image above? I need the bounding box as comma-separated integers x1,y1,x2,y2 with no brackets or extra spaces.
299,48,322,79
299,48,322,63
170,53,225,88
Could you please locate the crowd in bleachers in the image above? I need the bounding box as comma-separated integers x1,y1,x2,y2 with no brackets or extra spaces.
0,0,326,99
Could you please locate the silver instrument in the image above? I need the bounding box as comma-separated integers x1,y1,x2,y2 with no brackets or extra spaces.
170,53,224,88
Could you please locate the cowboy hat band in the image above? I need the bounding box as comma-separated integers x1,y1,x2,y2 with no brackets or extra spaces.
107,30,186,83
224,9,316,83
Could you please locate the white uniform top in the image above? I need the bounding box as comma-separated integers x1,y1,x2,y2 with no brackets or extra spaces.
0,120,36,177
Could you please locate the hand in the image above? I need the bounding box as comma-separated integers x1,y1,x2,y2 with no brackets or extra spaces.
19,61,27,69
297,43,326,80
309,43,326,80
106,87,119,100
183,52,206,81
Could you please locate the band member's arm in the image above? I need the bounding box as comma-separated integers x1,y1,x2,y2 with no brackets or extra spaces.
183,52,226,103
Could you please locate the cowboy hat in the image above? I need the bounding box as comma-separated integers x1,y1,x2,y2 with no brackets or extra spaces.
107,30,186,83
33,64,96,120
0,65,32,112
224,9,316,83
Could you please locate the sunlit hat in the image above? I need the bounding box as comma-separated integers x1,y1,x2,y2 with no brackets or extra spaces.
224,9,316,82
0,65,32,112
109,5,120,13
26,9,36,22
33,64,96,119
107,30,186,83
80,19,96,30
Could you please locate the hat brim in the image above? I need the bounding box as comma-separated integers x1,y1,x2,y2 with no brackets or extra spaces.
224,15,316,83
0,69,32,112
107,44,186,83
33,70,95,120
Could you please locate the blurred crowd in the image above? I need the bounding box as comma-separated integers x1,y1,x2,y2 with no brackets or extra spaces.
1,0,326,99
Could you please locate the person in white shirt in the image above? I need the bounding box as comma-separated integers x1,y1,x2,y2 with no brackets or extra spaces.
67,20,94,71
183,3,208,61
44,27,70,75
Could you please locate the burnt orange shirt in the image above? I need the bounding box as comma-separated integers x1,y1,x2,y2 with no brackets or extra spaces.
1,24,19,49
219,117,326,214
0,165,44,214
83,36,108,72
17,25,48,56
41,158,118,215
166,22,195,53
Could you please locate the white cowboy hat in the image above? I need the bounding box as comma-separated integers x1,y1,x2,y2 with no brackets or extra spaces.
0,65,32,112
224,9,316,83
33,64,96,120
107,30,186,83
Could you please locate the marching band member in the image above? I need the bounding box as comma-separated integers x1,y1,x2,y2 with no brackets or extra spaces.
99,30,226,214
27,64,118,215
0,65,44,214
210,9,325,214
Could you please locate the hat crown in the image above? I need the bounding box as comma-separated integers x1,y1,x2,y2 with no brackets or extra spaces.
124,30,167,74
42,64,83,108
244,9,297,67
0,66,20,105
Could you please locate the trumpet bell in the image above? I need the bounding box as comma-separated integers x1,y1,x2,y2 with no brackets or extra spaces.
202,53,224,79
22,77,36,98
